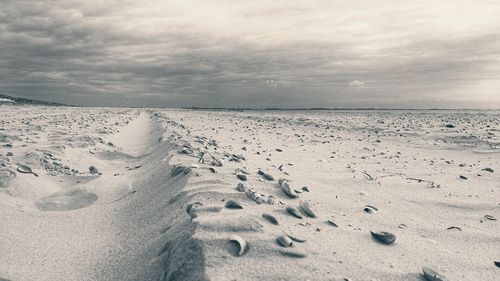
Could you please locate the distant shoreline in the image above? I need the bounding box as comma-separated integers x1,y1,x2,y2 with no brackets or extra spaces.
182,107,500,111
1,94,499,111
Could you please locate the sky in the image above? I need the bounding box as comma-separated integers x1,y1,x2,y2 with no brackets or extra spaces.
1,0,500,108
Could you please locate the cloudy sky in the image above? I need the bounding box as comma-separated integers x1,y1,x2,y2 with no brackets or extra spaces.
1,0,500,108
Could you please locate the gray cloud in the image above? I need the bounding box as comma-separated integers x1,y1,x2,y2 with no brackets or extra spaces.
1,0,500,108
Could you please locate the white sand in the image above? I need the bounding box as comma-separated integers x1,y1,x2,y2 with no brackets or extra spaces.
0,106,499,280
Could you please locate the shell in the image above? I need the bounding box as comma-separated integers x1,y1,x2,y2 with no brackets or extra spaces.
364,207,375,213
179,146,193,154
299,200,317,218
189,206,222,219
245,188,256,199
284,230,307,243
186,202,203,219
494,261,500,268
258,170,274,181
266,196,278,205
278,248,307,258
262,213,279,225
236,167,250,175
277,235,293,247
255,196,266,204
327,218,338,227
236,183,247,192
17,165,33,174
279,178,298,198
484,214,497,221
247,191,258,201
229,235,248,256
422,266,447,281
236,174,247,181
186,202,203,214
171,165,191,177
225,199,243,209
17,164,38,177
286,206,303,219
89,165,99,174
370,231,396,245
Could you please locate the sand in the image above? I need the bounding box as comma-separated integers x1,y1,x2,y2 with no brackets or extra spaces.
0,106,499,280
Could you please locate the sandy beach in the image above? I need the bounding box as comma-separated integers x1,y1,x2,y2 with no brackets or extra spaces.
3,0,500,279
0,106,498,280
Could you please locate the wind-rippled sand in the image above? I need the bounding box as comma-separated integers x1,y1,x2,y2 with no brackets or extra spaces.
0,106,499,280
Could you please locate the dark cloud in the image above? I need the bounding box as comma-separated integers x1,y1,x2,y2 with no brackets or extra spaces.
1,0,499,108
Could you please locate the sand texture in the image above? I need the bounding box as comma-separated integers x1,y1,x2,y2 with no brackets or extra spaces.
0,106,499,280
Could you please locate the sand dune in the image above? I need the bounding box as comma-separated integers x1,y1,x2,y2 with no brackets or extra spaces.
0,106,499,280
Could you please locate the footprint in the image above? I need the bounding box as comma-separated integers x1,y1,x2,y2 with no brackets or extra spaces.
0,168,16,188
35,188,98,211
